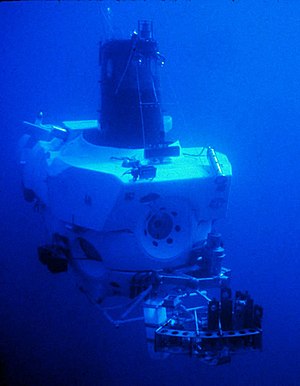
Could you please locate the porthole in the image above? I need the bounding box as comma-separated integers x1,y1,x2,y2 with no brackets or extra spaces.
147,212,173,240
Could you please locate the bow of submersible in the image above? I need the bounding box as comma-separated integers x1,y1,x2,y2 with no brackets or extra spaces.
20,21,262,365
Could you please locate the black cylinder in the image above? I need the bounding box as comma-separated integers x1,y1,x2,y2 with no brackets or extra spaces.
208,299,219,331
99,22,165,148
220,287,233,330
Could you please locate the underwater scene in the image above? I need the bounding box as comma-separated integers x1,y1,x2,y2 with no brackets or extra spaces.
1,1,300,385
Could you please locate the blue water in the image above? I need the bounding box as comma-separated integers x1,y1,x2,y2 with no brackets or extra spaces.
1,1,300,385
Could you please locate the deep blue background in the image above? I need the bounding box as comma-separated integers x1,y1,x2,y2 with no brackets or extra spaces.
1,1,300,385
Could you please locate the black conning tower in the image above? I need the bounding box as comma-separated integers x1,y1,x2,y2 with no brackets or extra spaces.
100,20,165,148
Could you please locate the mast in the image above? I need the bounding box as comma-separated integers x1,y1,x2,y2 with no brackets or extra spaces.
99,20,165,149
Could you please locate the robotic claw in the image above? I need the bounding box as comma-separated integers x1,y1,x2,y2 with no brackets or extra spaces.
100,232,263,364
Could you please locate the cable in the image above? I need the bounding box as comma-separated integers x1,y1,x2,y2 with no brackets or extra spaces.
114,38,137,95
136,64,146,149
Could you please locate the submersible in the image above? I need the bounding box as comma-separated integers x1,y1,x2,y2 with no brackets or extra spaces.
20,21,262,365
